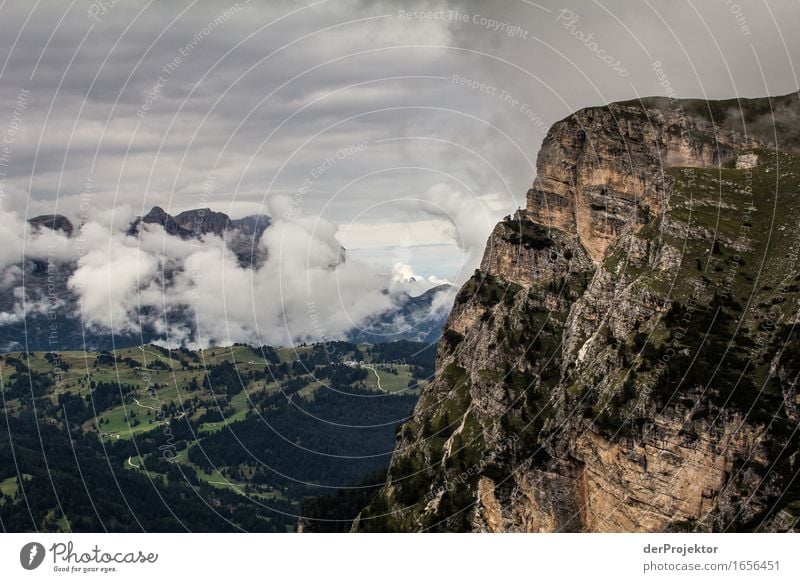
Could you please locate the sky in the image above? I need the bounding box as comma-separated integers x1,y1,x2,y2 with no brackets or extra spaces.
0,0,798,345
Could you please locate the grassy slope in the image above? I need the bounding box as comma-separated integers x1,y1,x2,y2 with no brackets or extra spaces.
597,148,800,428
606,148,800,324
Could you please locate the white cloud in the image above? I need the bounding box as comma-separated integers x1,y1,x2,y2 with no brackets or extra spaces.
413,183,515,282
51,198,395,347
67,224,160,332
390,262,451,296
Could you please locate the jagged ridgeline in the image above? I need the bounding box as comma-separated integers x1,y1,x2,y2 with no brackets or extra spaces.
356,92,800,532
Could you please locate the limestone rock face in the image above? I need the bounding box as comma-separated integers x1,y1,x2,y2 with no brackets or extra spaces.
357,93,800,533
528,103,746,262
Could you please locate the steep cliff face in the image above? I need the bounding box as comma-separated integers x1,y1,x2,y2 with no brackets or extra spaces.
357,93,800,532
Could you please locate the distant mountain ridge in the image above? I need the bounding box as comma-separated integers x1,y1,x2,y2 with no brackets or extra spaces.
25,205,272,267
127,205,271,241
28,213,74,237
127,206,272,268
348,284,453,344
0,207,450,351
26,206,272,243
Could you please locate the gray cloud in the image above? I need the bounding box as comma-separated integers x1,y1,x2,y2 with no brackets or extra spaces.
0,0,797,344
2,1,796,216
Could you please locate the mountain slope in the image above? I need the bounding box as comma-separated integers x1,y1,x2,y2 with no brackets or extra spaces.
348,284,453,344
357,92,800,532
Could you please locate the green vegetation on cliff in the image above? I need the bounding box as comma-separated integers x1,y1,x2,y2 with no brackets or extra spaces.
359,94,800,533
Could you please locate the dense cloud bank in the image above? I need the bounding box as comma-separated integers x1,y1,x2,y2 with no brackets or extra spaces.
0,202,440,348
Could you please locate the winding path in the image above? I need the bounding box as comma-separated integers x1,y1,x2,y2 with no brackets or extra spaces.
133,398,159,411
362,364,385,392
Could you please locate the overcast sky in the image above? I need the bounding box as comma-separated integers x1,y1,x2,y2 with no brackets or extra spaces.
1,0,798,284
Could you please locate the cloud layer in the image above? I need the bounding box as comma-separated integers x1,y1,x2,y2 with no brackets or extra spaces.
0,0,797,347
0,201,408,347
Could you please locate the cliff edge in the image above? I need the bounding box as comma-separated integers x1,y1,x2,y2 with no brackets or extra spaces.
356,92,800,532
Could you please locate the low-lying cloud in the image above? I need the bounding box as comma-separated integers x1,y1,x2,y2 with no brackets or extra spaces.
0,201,399,348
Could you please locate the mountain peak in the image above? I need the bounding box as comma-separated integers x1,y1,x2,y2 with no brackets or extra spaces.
128,206,272,268
28,214,74,237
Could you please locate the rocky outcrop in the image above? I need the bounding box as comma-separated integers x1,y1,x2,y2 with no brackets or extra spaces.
128,206,270,240
528,102,754,262
128,206,271,267
357,92,800,532
28,214,74,237
129,205,188,237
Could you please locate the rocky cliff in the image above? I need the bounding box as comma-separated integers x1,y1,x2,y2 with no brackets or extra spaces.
357,92,800,532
